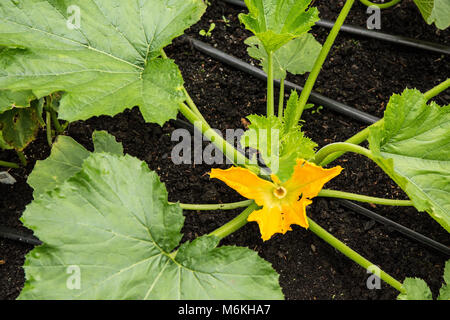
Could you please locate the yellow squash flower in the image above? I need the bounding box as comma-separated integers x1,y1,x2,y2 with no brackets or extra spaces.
210,159,342,241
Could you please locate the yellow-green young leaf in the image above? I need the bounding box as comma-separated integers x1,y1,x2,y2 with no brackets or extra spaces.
413,0,450,30
19,153,283,300
368,89,450,232
0,0,206,126
28,131,124,197
0,106,41,151
245,34,322,80
239,0,319,53
241,105,317,182
397,278,433,300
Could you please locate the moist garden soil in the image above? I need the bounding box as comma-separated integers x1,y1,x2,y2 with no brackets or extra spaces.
1,0,449,300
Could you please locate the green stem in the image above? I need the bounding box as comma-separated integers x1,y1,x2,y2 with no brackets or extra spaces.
278,78,285,119
318,125,374,166
359,0,401,9
182,87,207,123
267,51,275,117
50,108,64,134
174,200,253,211
314,142,374,165
291,0,356,130
308,218,405,293
318,78,449,167
178,103,258,173
0,160,20,169
319,189,413,206
209,202,259,239
45,111,52,147
16,150,27,166
424,78,450,101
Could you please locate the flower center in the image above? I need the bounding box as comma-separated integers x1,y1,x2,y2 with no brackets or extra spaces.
273,186,287,199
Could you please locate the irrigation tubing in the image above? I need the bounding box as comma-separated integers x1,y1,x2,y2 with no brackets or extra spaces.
338,200,450,257
185,36,380,125
221,0,450,55
0,225,42,246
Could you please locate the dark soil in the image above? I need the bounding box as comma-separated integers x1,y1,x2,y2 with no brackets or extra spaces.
1,0,449,300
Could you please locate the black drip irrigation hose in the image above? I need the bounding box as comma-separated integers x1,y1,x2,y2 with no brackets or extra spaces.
185,36,380,125
0,225,42,246
338,200,450,257
221,0,450,55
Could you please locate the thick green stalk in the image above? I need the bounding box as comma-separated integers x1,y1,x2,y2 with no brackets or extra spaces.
424,78,450,101
278,78,285,119
175,200,253,211
314,142,374,165
50,109,64,134
319,189,413,206
16,150,27,167
359,0,401,9
45,111,52,147
179,103,258,173
308,218,405,293
318,124,376,166
291,0,356,130
209,202,259,239
0,160,20,169
267,51,275,116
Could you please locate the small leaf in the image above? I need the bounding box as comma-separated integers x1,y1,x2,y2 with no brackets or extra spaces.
0,0,206,125
368,89,450,232
0,89,34,113
413,0,450,30
20,153,283,299
245,34,322,79
28,130,123,197
438,260,450,300
93,130,124,156
239,0,319,53
28,135,90,197
0,106,41,151
397,278,433,300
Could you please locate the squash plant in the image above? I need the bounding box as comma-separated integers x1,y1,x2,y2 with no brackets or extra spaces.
0,0,449,300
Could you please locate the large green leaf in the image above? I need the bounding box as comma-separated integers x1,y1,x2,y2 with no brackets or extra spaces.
0,0,206,125
245,33,322,80
28,131,123,197
413,0,450,30
239,0,319,53
368,89,450,232
0,105,42,151
19,153,283,299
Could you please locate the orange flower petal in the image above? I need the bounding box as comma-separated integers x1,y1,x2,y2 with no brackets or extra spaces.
210,167,274,207
284,159,343,200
